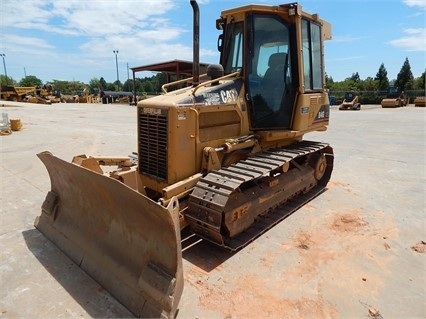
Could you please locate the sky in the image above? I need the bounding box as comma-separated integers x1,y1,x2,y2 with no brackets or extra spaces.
0,0,425,84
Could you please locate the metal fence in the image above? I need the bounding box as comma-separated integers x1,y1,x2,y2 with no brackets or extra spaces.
329,89,426,105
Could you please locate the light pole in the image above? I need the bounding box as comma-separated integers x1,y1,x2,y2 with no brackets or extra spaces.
0,53,8,85
127,62,129,82
113,50,119,90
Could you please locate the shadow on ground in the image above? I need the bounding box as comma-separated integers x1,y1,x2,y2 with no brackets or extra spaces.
181,228,235,272
22,228,134,318
22,185,327,317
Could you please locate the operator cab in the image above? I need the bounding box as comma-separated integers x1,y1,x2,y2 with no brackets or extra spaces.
217,4,326,131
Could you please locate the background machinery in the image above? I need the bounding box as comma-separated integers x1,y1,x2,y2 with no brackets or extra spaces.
413,96,425,107
381,86,407,108
0,86,36,102
35,2,334,318
339,91,361,110
0,84,61,104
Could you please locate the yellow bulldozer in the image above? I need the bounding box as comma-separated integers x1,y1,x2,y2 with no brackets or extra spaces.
35,1,334,318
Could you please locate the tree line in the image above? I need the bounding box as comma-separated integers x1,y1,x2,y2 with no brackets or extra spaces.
0,72,169,98
326,58,425,104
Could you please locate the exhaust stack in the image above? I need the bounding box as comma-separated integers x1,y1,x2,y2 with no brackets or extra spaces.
190,0,200,86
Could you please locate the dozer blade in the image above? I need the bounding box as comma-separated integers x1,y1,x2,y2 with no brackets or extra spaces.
35,151,183,319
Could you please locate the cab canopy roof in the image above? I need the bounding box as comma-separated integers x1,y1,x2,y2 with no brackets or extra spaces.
131,59,209,78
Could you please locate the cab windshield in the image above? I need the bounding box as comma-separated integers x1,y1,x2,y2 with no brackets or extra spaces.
223,14,294,129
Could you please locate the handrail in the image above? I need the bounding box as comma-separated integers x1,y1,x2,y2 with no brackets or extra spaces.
161,74,208,94
191,71,241,96
161,71,240,94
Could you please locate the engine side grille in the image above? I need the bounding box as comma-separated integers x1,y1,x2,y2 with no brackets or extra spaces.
138,110,168,181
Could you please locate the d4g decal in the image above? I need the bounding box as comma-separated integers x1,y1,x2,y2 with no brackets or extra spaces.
313,104,330,123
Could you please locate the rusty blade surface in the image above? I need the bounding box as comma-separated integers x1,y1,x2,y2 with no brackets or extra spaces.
35,151,183,319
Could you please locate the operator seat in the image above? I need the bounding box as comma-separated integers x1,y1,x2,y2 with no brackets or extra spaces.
262,52,287,111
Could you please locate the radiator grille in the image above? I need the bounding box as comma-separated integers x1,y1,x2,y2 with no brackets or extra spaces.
138,110,168,181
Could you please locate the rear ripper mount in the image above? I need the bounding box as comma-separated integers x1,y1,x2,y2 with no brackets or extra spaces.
186,140,334,250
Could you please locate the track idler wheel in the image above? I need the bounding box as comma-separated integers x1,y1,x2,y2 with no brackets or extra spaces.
313,153,327,181
308,147,334,187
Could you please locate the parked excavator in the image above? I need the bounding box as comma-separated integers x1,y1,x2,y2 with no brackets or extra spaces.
35,2,333,318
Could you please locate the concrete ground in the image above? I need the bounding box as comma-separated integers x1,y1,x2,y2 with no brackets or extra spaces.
0,101,424,318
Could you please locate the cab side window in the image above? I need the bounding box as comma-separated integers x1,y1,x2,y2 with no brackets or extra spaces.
302,19,323,91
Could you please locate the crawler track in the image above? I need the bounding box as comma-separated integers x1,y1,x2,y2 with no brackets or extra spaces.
186,140,334,250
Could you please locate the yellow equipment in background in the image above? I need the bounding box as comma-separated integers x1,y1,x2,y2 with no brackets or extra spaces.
0,84,61,104
381,86,407,108
413,96,425,107
0,86,36,102
339,92,361,110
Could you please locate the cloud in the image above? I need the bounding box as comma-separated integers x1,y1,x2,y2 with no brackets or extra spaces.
1,0,179,37
2,34,54,51
0,0,218,82
403,0,426,9
331,35,367,43
408,12,424,18
326,56,364,63
388,28,426,51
